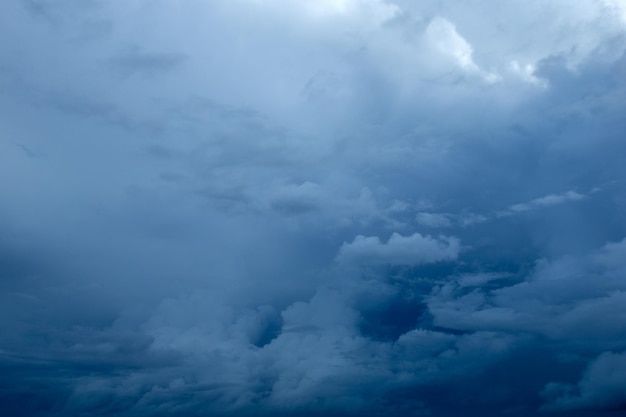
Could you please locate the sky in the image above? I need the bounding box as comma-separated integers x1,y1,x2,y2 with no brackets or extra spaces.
1,1,626,416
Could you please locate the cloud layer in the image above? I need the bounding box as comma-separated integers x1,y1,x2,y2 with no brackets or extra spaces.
1,1,626,416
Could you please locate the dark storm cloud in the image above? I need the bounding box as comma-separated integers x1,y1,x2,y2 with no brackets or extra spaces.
1,0,626,416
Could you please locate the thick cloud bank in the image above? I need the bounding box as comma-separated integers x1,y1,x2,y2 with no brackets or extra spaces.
1,1,626,416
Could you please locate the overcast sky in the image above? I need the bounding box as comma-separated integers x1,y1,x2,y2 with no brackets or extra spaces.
1,1,626,416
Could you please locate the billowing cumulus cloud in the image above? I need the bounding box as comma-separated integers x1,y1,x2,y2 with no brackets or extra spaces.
337,232,461,266
1,0,626,416
543,351,626,411
428,238,626,348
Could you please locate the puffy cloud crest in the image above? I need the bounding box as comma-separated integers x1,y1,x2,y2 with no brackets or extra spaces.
543,351,626,411
337,232,461,266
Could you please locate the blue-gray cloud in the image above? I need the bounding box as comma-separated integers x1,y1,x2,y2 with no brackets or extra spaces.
1,1,626,416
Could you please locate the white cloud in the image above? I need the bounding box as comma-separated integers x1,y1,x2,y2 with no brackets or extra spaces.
415,212,452,228
337,232,461,266
509,60,547,87
458,212,488,227
425,17,478,72
501,191,586,216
